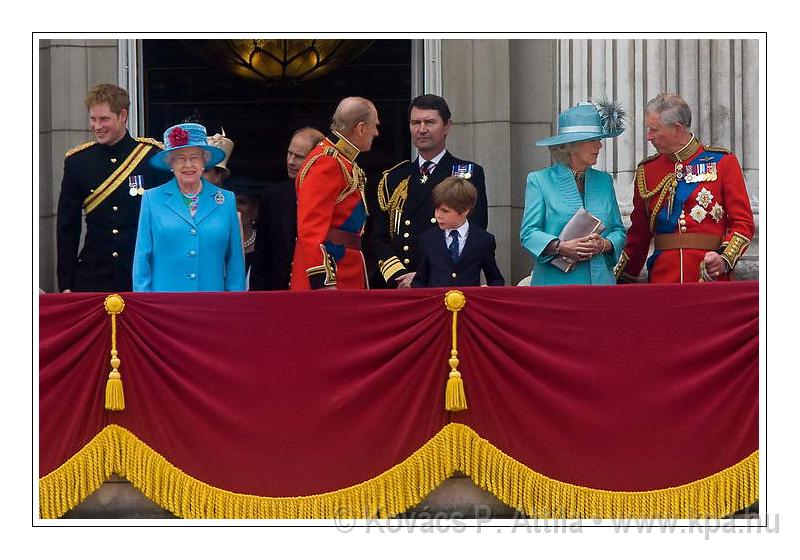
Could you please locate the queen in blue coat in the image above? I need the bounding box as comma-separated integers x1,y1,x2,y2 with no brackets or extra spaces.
520,102,627,286
133,123,245,292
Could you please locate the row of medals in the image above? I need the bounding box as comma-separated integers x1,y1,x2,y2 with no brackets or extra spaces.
675,162,718,184
421,164,473,185
129,175,145,197
667,161,717,215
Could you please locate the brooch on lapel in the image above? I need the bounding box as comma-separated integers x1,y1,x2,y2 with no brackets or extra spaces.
214,190,225,205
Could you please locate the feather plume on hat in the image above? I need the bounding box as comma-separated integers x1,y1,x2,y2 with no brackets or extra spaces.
594,96,626,136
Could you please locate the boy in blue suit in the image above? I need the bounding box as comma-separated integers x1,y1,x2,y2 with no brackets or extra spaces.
411,177,504,288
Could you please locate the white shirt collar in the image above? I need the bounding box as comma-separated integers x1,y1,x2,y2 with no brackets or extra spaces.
418,149,447,168
445,219,470,239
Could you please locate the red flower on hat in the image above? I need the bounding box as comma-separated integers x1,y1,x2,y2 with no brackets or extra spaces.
168,127,189,147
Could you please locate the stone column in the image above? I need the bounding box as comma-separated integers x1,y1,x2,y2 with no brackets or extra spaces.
442,39,514,283
39,39,118,292
442,39,568,286
509,40,556,284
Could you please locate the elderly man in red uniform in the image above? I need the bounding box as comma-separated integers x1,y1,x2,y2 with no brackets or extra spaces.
616,93,754,283
290,97,380,290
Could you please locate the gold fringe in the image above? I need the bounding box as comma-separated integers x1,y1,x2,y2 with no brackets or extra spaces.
39,423,758,520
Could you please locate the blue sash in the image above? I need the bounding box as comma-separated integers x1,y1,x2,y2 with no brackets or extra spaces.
646,150,724,272
324,199,366,262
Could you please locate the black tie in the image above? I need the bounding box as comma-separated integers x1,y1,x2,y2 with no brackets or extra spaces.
448,230,460,262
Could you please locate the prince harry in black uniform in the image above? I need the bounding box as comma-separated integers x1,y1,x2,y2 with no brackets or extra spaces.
370,94,489,288
57,83,168,292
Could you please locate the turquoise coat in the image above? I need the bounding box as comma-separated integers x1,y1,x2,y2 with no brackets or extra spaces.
133,178,246,292
520,164,626,286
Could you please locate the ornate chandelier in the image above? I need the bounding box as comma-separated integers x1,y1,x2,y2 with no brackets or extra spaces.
182,39,374,83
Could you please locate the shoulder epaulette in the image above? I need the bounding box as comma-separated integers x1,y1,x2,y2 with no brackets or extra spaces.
65,141,96,158
136,137,165,149
637,153,660,167
704,145,732,154
381,160,410,177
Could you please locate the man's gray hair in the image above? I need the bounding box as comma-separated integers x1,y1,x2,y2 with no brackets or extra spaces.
646,93,692,128
331,97,375,134
549,142,579,165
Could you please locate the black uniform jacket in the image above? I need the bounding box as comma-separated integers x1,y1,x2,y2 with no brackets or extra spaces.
56,132,169,292
249,178,297,291
369,151,488,287
411,225,505,288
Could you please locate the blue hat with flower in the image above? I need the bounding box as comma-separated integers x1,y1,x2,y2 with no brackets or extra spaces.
150,123,226,171
536,100,626,147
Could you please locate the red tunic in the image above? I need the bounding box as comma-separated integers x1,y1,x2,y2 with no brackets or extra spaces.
290,134,368,290
616,139,754,283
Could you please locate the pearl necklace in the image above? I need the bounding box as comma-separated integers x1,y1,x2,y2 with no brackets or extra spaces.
243,229,257,249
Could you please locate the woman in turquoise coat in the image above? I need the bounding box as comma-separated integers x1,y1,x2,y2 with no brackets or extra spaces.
520,102,627,286
133,123,245,292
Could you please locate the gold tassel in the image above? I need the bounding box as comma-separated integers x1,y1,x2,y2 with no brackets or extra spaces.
446,370,467,412
103,294,126,411
444,290,467,412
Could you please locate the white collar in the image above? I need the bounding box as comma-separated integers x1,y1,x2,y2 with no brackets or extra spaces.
418,149,447,168
445,219,470,238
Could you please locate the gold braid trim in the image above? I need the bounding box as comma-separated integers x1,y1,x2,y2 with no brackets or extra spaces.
613,251,630,281
387,178,410,238
380,256,406,281
82,143,154,214
378,162,412,238
306,245,337,287
637,165,675,200
298,148,364,209
297,151,329,189
721,232,751,270
40,423,758,519
636,164,677,232
377,160,410,211
334,161,365,204
136,137,165,149
65,141,96,158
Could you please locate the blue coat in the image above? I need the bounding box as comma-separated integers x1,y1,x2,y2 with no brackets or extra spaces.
133,178,246,292
520,164,626,286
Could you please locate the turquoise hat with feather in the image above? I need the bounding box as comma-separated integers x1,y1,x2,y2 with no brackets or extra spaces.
536,99,626,147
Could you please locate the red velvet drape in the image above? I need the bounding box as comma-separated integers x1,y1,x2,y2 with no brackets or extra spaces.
39,282,757,495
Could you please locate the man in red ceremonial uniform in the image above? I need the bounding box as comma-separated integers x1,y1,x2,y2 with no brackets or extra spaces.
615,93,754,283
290,97,380,290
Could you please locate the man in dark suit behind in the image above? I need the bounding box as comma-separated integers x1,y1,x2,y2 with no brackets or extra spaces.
412,177,504,288
369,94,489,288
250,127,324,290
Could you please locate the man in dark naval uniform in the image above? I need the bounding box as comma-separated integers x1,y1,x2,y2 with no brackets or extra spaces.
57,83,169,292
369,94,489,288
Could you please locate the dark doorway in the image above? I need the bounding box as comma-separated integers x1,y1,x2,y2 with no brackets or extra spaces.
141,39,413,192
